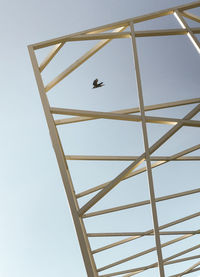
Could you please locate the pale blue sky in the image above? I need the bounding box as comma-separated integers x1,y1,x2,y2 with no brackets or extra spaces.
0,0,200,276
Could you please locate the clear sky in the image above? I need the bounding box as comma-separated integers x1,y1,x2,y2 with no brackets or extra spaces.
0,0,200,277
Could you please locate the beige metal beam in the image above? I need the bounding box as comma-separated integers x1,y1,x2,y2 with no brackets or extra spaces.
56,32,131,41
38,28,200,47
100,20,160,277
181,11,200,23
135,27,200,37
39,42,65,72
30,1,200,50
88,231,200,237
55,97,200,125
66,155,200,161
51,106,200,126
31,25,129,50
84,187,200,218
28,46,98,277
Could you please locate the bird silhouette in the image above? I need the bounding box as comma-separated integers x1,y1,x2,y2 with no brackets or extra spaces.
93,79,104,89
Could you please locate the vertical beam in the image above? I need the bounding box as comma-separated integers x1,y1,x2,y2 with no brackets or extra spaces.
28,45,98,277
130,21,165,277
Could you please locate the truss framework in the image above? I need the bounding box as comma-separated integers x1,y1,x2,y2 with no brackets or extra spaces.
28,2,200,276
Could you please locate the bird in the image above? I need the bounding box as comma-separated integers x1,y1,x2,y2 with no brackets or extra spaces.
92,78,104,89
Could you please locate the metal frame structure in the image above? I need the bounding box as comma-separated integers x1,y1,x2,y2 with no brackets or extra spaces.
28,2,200,276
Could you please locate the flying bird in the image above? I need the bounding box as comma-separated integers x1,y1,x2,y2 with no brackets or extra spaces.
93,79,104,89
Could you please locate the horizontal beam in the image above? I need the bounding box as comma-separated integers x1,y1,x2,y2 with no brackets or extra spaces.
31,25,129,50
83,187,200,218
66,155,200,161
51,107,200,126
30,1,200,49
38,28,200,45
88,231,200,237
70,28,200,40
55,97,200,125
135,27,200,37
60,32,131,41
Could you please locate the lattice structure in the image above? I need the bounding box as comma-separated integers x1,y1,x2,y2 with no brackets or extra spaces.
28,2,200,276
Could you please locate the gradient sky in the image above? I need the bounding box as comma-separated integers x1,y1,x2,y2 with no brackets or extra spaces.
0,0,200,276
